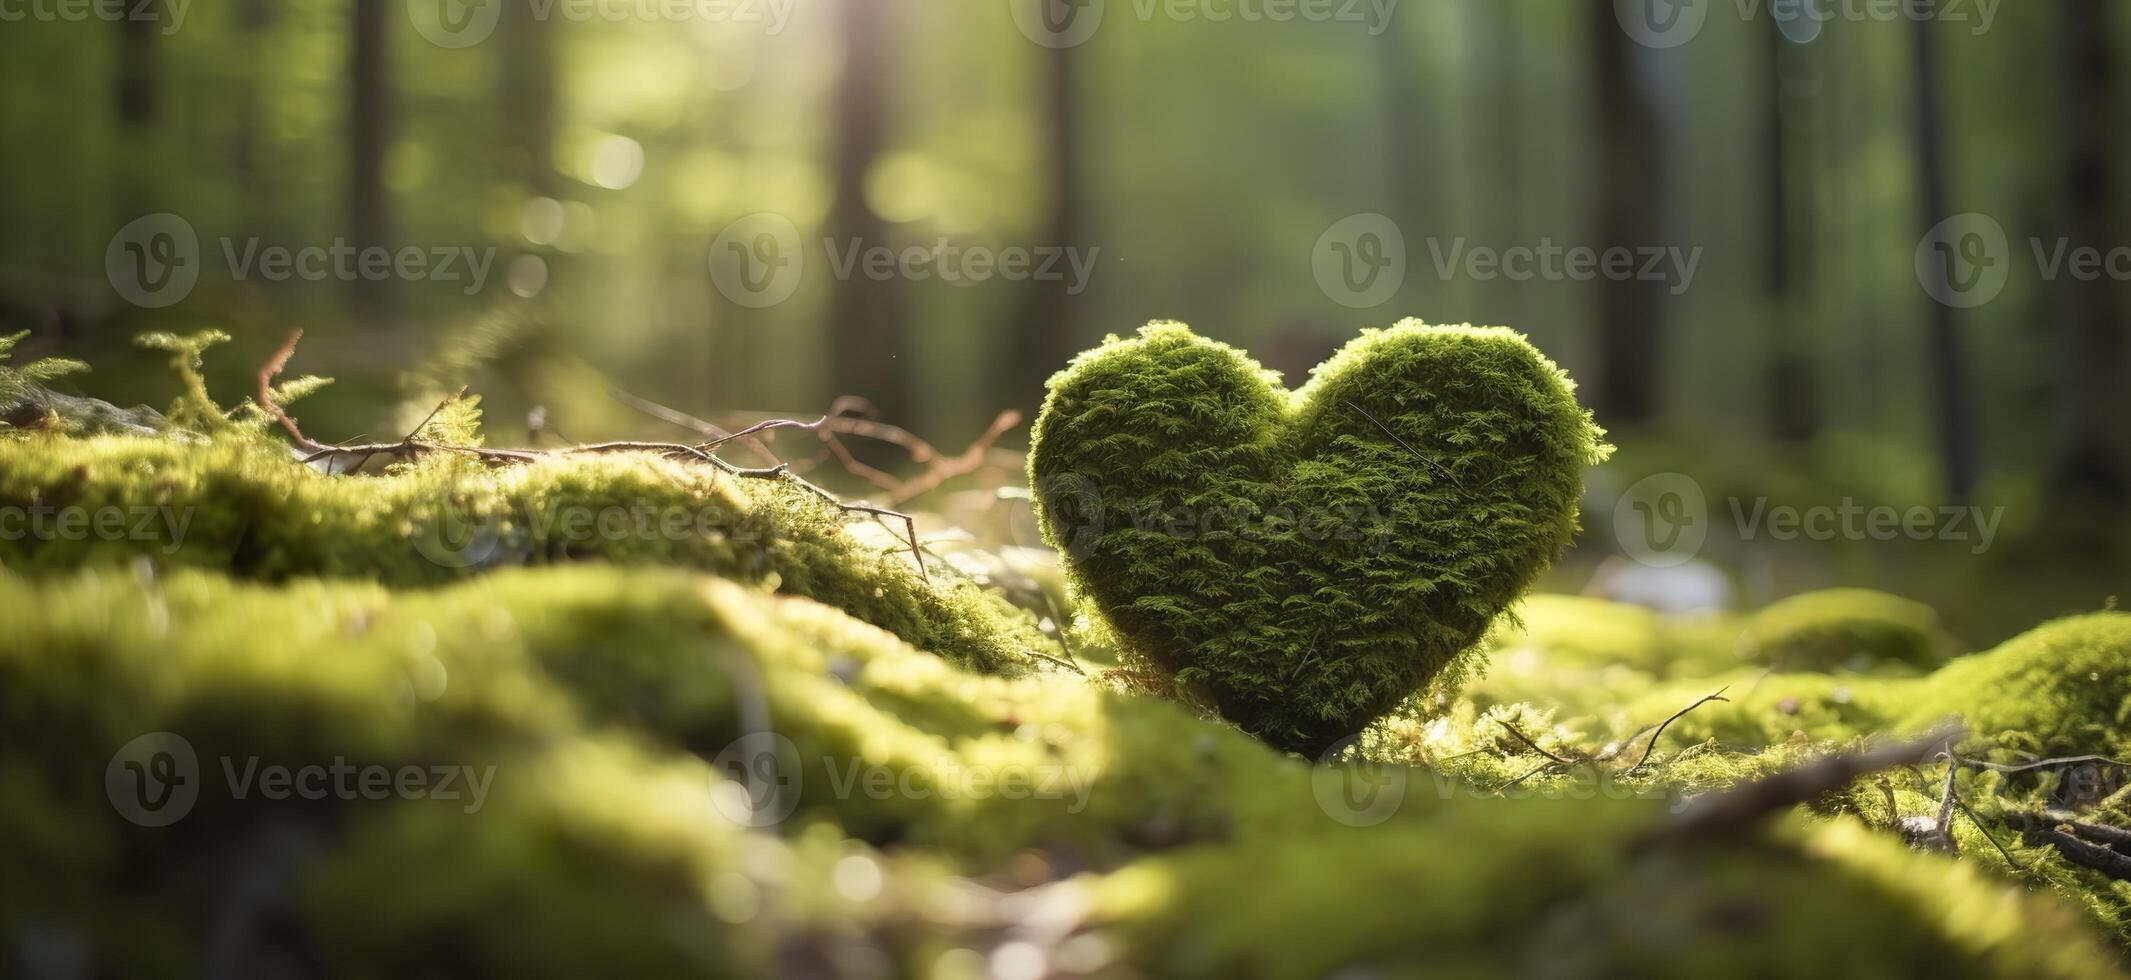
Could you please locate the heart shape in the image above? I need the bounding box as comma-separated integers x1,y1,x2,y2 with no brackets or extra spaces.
1029,321,1606,755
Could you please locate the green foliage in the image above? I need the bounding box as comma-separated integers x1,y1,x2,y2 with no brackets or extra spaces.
1028,321,1608,754
0,331,89,408
134,330,240,434
1738,588,1958,673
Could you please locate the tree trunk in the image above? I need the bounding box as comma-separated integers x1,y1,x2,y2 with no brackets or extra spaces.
1589,2,1667,426
1765,15,1820,442
2049,0,2128,502
500,1,559,196
1910,5,1980,502
827,0,909,424
347,0,394,334
1002,35,1081,416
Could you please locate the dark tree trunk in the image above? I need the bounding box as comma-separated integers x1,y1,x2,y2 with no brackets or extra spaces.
1589,2,1667,426
1765,15,1820,442
347,0,394,333
500,1,559,196
1909,5,1980,502
1002,35,1081,416
2049,0,2128,502
116,0,157,128
827,0,909,424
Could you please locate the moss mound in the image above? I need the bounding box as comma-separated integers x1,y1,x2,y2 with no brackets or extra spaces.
1028,321,1607,755
0,433,1049,675
1738,588,1957,674
2,563,2125,978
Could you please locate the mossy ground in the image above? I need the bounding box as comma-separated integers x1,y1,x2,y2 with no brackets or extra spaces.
6,335,2131,975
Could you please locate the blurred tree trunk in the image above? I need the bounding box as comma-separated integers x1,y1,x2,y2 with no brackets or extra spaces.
1909,6,1979,502
2049,0,2128,503
115,0,157,129
1003,34,1080,416
827,0,910,424
500,1,559,195
347,0,395,334
1764,18,1820,442
1589,2,1667,426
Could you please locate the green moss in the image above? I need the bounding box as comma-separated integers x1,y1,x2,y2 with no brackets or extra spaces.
1028,321,1608,754
1738,588,1957,674
1900,611,2131,756
0,433,1049,675
1,562,2125,975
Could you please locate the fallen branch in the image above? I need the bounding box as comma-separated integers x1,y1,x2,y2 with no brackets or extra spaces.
1639,725,1964,848
257,330,936,582
1627,686,1730,769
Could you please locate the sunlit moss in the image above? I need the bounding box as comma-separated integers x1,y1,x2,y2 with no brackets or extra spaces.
1738,588,1957,674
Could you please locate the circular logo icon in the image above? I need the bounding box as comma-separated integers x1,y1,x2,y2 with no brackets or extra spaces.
106,213,200,309
1614,0,1708,50
107,731,200,827
408,0,502,48
1312,213,1405,309
1011,0,1104,49
710,731,802,827
1311,736,1406,827
410,491,506,569
1034,472,1107,562
1614,472,1707,568
709,212,805,309
1915,212,2010,309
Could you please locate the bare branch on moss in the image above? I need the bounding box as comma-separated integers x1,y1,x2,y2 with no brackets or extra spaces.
2005,813,2131,881
1640,725,1964,848
1496,719,1575,766
257,332,938,582
1957,754,2131,775
1627,686,1730,769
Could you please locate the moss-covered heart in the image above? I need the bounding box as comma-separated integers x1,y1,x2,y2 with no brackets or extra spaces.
1029,321,1608,755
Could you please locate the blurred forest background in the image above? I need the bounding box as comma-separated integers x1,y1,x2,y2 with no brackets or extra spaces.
0,0,2125,642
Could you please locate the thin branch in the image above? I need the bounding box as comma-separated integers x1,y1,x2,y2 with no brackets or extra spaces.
1640,725,1964,848
1630,686,1731,769
1344,399,1465,491
1496,719,1575,766
1957,754,2131,775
